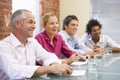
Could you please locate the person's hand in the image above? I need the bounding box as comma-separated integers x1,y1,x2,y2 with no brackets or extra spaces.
69,53,81,61
78,54,88,61
62,53,87,64
94,44,100,49
70,53,87,62
94,47,104,54
83,54,90,60
50,63,73,76
62,53,80,65
83,51,93,58
94,44,105,53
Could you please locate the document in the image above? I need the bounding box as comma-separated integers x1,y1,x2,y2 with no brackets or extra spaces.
71,60,88,66
69,70,86,76
40,74,50,79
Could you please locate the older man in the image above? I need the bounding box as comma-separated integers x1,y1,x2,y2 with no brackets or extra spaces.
0,9,73,80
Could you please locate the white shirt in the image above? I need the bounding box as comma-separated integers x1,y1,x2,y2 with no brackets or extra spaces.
81,33,120,49
0,33,61,80
59,31,92,55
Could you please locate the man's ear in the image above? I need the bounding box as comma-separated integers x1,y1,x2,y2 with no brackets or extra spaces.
64,25,67,30
14,21,21,28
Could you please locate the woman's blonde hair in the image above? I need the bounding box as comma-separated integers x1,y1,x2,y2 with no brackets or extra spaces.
41,13,56,26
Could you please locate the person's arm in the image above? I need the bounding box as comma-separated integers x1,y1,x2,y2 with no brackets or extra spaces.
32,66,52,77
34,38,62,65
105,35,120,52
32,63,73,77
62,53,87,64
61,39,75,58
34,39,74,75
0,47,39,79
112,47,120,53
76,38,95,57
83,50,95,58
62,58,73,65
60,36,88,64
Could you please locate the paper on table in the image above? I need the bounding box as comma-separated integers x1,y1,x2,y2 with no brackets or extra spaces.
40,74,50,79
69,70,86,76
71,60,88,66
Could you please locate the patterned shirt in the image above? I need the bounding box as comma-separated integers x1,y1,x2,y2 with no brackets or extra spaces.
35,31,75,58
0,33,61,79
59,30,92,55
81,33,120,49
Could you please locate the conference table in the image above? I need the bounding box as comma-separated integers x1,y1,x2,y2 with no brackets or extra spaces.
31,53,120,80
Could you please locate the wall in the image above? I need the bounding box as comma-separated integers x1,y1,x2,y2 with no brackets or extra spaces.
91,0,120,44
12,0,40,36
40,0,59,19
0,0,89,39
40,0,59,31
0,0,12,40
60,0,90,37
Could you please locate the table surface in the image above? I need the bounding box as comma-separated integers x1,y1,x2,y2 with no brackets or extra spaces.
30,53,120,80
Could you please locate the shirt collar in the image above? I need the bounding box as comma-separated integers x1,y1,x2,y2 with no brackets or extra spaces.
10,33,33,48
61,30,75,39
87,34,102,43
87,34,92,41
43,31,58,41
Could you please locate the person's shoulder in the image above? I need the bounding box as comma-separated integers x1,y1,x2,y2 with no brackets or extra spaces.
35,31,45,39
101,35,114,42
58,30,64,34
55,33,64,41
0,40,10,52
0,37,12,49
59,30,68,35
35,31,44,36
0,40,7,46
28,37,40,44
58,30,70,39
55,33,62,38
101,35,111,39
81,33,89,39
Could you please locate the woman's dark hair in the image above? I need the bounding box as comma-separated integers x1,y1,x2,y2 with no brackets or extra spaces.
62,15,78,30
86,19,102,34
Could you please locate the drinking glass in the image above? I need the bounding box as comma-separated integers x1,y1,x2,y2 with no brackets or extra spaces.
87,62,98,80
102,47,113,67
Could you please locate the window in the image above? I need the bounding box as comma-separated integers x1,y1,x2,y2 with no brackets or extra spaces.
12,0,40,36
90,0,120,44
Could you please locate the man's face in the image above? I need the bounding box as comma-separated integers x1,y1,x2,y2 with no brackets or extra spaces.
19,12,36,38
44,16,59,36
65,20,78,36
91,25,101,37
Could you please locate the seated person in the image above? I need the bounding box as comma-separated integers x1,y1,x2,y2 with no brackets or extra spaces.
59,15,95,57
81,19,120,54
0,9,73,80
35,13,86,65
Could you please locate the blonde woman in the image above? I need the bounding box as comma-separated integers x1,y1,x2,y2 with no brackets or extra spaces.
35,13,86,64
